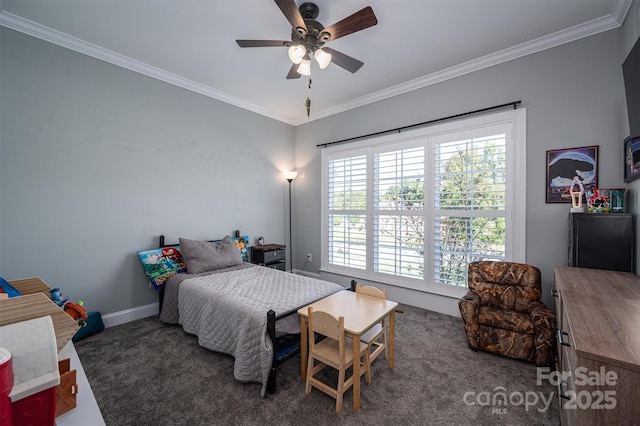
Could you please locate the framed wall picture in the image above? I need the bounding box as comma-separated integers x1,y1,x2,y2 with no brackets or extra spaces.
624,136,640,183
546,145,598,203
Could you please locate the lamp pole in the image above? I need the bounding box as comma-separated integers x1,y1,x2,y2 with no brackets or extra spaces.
287,178,293,272
282,171,298,272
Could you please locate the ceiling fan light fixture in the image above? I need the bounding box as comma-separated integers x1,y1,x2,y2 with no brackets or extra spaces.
237,1,378,82
288,45,306,64
297,58,311,76
314,48,332,69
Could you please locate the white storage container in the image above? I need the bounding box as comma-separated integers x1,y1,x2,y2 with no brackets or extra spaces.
0,315,60,402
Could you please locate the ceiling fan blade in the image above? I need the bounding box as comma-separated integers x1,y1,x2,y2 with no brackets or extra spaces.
275,0,307,36
236,40,291,48
322,47,364,73
286,63,301,79
321,6,377,42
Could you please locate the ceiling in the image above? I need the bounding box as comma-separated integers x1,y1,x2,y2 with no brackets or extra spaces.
0,0,632,125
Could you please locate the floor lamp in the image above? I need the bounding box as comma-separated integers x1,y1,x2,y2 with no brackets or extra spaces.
282,171,298,272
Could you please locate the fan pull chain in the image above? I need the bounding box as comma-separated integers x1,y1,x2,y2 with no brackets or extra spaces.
306,76,312,118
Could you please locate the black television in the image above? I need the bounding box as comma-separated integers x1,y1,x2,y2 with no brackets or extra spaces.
623,36,640,138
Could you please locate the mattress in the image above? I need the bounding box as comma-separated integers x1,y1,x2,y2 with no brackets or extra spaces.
159,264,344,396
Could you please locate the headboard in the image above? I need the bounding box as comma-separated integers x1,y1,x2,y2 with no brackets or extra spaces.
158,234,250,263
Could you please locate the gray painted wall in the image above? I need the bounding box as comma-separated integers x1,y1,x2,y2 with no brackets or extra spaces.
0,28,295,314
1,9,638,319
292,28,631,315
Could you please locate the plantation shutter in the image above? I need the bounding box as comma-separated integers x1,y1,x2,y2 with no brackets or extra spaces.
321,109,524,295
432,130,508,286
373,146,425,279
327,155,367,269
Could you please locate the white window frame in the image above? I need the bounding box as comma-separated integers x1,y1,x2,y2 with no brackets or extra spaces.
321,108,526,298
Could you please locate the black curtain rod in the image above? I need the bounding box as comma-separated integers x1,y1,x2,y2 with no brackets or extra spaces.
317,100,522,148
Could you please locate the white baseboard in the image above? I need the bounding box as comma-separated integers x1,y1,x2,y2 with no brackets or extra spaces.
102,302,159,328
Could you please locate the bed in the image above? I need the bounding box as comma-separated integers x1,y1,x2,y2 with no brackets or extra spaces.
137,235,345,397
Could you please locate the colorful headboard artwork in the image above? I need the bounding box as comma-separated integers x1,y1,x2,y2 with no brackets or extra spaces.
137,246,186,291
137,236,250,291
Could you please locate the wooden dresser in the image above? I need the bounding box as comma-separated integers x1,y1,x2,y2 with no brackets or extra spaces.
553,266,640,425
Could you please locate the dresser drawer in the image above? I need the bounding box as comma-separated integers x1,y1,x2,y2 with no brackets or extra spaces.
262,249,285,263
251,245,286,266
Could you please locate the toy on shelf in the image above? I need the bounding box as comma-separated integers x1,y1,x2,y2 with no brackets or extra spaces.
49,288,70,307
586,188,611,213
64,301,88,325
47,284,103,341
49,288,88,324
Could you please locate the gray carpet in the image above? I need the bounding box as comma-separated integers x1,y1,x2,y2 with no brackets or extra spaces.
75,304,559,426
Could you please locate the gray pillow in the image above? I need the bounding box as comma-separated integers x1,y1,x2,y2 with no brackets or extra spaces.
179,236,244,274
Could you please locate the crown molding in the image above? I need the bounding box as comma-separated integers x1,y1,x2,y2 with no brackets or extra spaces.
1,1,632,127
0,11,298,125
292,0,633,125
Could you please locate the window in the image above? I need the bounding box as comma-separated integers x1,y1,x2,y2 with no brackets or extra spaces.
327,155,367,269
374,146,425,279
321,109,526,296
432,127,508,287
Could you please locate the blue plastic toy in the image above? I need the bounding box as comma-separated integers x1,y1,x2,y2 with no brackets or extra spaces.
50,287,70,307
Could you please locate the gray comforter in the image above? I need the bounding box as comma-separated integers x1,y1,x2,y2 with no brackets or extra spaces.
159,264,344,396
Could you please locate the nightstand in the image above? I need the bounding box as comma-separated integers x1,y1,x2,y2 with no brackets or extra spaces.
251,244,286,271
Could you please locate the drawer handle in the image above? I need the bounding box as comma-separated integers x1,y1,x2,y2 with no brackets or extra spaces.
551,289,559,297
557,379,570,400
557,330,571,347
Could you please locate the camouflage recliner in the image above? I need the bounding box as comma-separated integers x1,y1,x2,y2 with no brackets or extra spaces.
458,261,555,367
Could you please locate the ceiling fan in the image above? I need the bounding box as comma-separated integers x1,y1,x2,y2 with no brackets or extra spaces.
236,0,378,79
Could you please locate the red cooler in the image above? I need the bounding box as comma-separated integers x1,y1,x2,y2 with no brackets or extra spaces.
0,317,59,426
0,348,13,426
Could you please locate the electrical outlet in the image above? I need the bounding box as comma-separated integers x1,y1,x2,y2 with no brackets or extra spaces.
306,253,312,262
